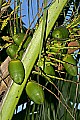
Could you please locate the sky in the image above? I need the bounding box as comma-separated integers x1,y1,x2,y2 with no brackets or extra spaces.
6,0,55,28
6,0,43,28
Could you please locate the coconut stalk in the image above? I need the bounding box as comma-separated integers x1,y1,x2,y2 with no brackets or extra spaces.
0,0,68,120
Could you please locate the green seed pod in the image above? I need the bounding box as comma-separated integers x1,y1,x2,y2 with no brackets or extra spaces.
25,81,44,104
52,26,69,39
63,54,77,76
17,50,24,60
13,33,25,46
37,60,55,76
8,59,25,84
44,62,55,76
6,44,18,59
23,36,32,49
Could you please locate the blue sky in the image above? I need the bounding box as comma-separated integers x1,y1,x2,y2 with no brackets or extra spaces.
6,0,43,28
6,0,55,28
20,0,39,28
